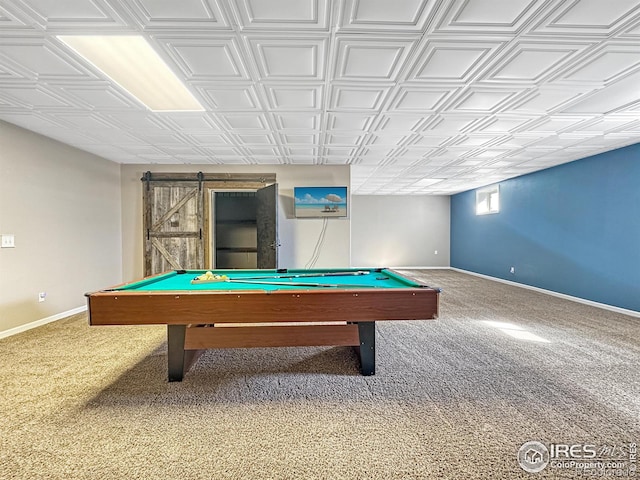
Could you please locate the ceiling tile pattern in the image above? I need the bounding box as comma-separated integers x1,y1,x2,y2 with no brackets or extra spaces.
1,0,640,194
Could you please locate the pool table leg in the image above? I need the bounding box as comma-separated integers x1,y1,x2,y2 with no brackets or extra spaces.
167,325,187,382
167,325,204,382
357,321,376,376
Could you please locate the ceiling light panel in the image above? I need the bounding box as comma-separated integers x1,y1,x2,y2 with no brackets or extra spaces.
58,35,204,111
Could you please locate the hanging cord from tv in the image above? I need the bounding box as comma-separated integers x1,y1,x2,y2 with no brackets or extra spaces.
305,218,329,269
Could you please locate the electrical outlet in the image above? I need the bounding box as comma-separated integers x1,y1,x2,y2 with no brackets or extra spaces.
510,266,515,274
38,292,47,302
1,234,15,248
434,250,438,255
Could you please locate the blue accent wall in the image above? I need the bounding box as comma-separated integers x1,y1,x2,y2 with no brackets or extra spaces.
451,143,640,312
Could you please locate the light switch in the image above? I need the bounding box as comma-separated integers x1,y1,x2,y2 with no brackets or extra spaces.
1,234,15,248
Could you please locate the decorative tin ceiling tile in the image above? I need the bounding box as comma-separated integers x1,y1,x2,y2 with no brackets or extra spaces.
0,0,639,194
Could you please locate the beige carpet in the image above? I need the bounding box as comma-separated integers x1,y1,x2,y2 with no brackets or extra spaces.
1,270,638,479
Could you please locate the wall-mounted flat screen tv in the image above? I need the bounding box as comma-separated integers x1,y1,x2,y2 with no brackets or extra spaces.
294,186,348,218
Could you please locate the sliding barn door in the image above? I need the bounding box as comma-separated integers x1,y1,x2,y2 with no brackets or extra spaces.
144,180,204,275
142,172,278,275
256,183,279,269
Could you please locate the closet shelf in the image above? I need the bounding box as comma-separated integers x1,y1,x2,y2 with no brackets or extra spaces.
216,247,258,253
216,220,256,225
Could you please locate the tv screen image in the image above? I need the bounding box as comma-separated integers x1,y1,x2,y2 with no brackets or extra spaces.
294,186,348,218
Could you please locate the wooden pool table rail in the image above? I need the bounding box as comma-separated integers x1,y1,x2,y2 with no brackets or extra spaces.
86,288,439,326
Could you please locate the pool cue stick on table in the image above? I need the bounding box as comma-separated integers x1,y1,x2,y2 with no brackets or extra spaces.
224,279,382,288
228,270,371,281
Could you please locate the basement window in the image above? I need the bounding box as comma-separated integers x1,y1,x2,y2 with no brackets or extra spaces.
476,185,500,215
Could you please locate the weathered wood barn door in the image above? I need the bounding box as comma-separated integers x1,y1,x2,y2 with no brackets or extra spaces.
142,172,205,275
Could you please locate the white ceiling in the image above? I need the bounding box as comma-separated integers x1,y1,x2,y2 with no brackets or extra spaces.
1,0,640,195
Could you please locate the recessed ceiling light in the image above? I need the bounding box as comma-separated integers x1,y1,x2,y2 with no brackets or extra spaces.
58,35,203,112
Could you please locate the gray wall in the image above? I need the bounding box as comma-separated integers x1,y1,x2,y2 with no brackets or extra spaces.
0,121,122,335
351,195,450,268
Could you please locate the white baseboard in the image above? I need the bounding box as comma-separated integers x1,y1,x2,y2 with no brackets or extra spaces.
393,266,450,270
0,305,87,340
451,268,640,318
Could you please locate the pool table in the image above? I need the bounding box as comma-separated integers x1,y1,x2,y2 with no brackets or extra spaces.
86,268,440,381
